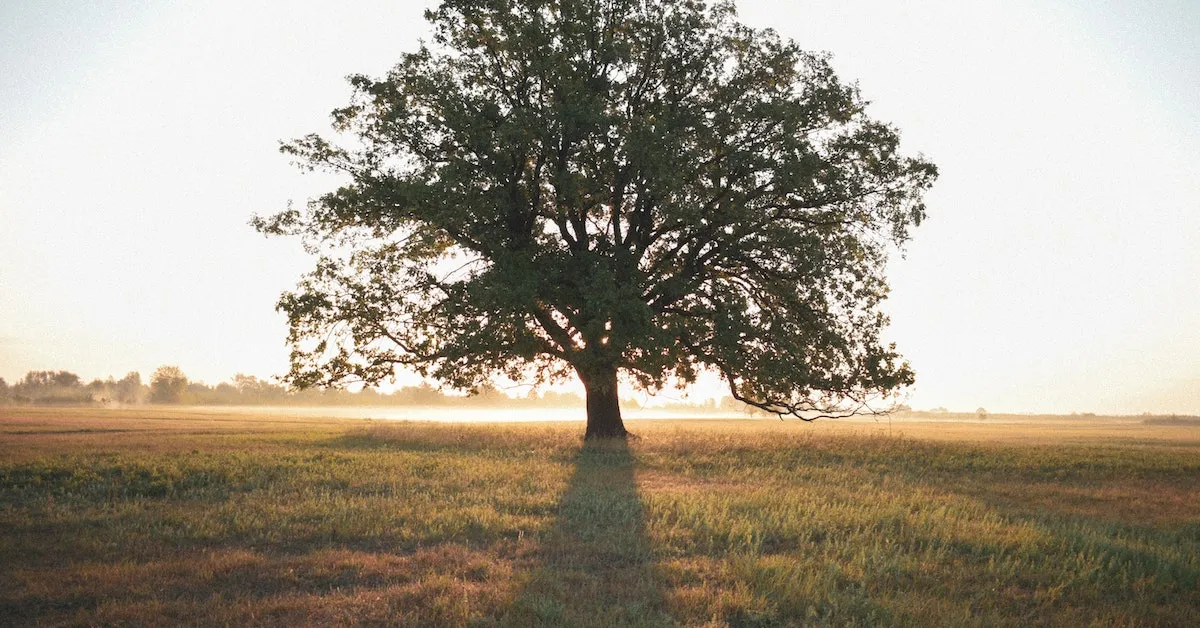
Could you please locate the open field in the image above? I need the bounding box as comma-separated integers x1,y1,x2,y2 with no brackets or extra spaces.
1,407,1197,626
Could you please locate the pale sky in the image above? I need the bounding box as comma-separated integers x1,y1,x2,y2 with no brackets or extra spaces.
1,1,1197,414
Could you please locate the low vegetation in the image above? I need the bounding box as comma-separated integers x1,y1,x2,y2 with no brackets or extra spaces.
1,408,1197,626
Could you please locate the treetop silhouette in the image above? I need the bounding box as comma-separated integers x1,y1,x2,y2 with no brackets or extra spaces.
255,0,937,438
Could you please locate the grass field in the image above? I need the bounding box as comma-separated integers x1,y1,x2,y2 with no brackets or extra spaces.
1,407,1197,626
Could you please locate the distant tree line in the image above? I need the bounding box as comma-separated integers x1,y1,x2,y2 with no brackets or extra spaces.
0,365,773,413
0,366,596,408
0,370,143,406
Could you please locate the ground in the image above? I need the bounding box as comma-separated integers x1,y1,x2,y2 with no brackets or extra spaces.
1,407,1197,626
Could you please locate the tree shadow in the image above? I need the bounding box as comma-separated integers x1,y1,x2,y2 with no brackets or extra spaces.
502,438,669,627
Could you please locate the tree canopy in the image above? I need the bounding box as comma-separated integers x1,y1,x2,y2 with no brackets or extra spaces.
255,0,937,438
149,366,189,404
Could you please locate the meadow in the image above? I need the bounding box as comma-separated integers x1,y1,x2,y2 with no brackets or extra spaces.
1,407,1197,626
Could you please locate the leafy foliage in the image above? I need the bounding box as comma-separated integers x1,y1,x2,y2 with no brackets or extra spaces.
149,366,189,404
19,370,82,389
256,0,937,419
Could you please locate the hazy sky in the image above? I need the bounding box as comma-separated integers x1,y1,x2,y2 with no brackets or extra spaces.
2,0,1197,414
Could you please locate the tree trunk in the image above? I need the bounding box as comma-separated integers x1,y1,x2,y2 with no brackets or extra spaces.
581,366,627,439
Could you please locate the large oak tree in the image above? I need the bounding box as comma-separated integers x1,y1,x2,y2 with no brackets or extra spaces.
255,0,937,438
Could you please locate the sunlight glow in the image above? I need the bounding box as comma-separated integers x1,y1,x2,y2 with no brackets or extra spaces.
1,0,1196,414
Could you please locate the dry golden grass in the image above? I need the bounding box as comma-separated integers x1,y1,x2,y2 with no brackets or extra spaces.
1,407,1197,626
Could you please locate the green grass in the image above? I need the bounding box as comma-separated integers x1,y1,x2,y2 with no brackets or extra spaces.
1,408,1197,626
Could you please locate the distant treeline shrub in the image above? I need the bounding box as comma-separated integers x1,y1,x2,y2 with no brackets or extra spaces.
0,367,595,408
0,370,139,406
1,367,769,412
